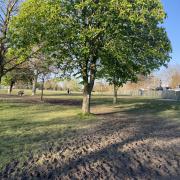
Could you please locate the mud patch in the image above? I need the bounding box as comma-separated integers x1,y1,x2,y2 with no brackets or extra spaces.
45,99,82,106
0,113,180,179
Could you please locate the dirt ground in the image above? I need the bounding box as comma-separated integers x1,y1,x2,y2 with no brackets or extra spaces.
1,108,180,180
0,94,82,106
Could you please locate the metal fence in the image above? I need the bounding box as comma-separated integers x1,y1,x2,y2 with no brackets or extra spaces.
162,90,180,100
117,89,180,100
117,90,162,98
95,90,163,98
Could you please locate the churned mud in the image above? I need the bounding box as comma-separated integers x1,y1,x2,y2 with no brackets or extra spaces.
0,105,180,179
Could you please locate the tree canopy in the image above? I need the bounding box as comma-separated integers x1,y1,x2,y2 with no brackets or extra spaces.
9,0,171,113
0,0,34,82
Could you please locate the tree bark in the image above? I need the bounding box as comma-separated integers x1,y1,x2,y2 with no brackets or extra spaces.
41,76,45,101
0,60,3,84
82,84,92,114
8,80,15,95
81,53,97,114
82,78,95,114
113,84,118,104
32,72,38,96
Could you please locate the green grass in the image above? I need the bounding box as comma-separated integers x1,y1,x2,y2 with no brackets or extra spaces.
0,90,180,170
0,100,97,170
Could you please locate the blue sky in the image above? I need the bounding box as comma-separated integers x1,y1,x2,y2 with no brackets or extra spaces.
161,0,180,65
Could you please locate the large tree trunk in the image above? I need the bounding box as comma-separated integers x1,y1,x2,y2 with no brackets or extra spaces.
82,84,92,114
32,72,38,96
113,84,118,104
81,56,97,114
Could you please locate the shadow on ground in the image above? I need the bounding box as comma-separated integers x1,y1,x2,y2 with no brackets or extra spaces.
1,98,180,179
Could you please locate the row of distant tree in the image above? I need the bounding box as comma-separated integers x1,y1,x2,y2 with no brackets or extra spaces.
160,64,180,89
2,77,82,93
0,0,172,113
3,65,180,96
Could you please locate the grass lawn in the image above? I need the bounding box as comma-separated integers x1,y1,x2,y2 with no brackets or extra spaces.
0,90,180,171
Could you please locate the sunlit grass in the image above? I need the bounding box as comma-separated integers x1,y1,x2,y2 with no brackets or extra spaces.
0,101,97,170
0,91,180,170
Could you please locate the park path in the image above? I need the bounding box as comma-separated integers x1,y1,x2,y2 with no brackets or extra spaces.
1,112,180,180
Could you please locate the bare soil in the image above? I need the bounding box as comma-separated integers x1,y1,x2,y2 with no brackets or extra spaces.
0,110,180,180
0,94,82,106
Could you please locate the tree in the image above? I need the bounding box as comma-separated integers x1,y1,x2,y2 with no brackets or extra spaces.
125,75,160,90
98,17,171,104
0,0,32,82
28,55,49,96
2,72,16,94
160,64,180,88
0,0,18,81
1,64,33,94
98,52,139,104
157,64,180,89
10,0,171,114
170,72,180,88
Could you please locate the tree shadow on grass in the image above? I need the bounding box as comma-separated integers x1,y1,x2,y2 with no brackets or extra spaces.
0,102,96,171
45,98,82,106
94,98,180,117
1,108,180,179
44,114,180,179
0,97,180,179
44,92,83,96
